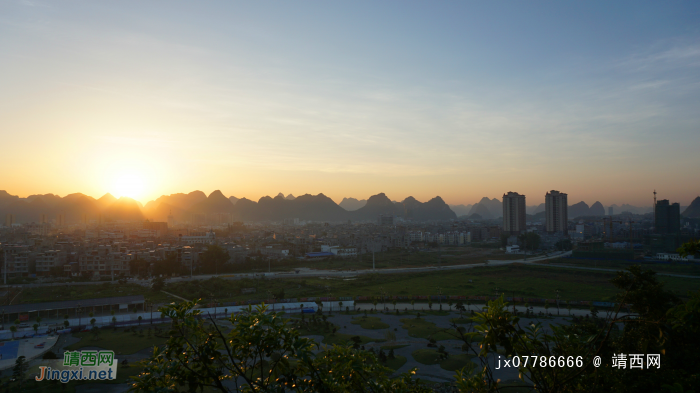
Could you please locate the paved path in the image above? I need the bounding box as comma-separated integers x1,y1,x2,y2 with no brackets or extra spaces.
311,310,576,383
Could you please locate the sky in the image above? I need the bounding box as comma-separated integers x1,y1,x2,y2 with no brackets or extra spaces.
1,1,699,207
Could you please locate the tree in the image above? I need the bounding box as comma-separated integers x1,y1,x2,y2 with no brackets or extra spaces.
456,301,464,317
64,320,70,328
129,301,429,392
138,316,143,326
453,265,699,393
112,316,117,326
555,239,573,251
392,299,397,311
12,356,28,390
36,316,42,326
199,244,230,274
411,299,415,310
90,318,96,328
32,323,39,335
428,300,433,311
500,233,510,248
677,239,700,257
10,325,16,339
448,300,453,311
372,299,378,311
151,276,166,291
518,232,541,251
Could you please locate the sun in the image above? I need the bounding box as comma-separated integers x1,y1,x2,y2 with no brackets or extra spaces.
112,172,145,201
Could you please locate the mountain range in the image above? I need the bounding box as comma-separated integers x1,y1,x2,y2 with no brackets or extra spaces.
0,189,667,224
0,191,144,224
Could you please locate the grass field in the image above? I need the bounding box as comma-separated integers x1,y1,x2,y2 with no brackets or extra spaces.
400,318,460,341
545,257,700,277
411,349,474,371
450,317,473,324
16,282,174,305
351,316,390,330
382,355,407,371
294,320,382,346
167,264,699,307
65,326,168,355
381,344,410,350
17,255,698,311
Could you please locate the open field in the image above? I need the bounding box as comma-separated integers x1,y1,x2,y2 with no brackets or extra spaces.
14,282,175,305
544,257,700,277
65,326,168,355
13,257,698,308
231,247,522,273
164,264,699,306
400,317,460,341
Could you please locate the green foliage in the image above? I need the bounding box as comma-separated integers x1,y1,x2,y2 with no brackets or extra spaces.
151,276,166,291
351,316,390,330
453,265,700,393
678,239,700,257
199,244,230,274
517,232,541,251
129,301,429,392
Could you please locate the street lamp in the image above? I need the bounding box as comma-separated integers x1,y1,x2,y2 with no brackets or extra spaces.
328,291,332,314
380,287,386,311
77,305,82,329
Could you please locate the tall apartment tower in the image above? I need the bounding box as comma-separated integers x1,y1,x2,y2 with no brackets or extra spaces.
502,192,526,235
545,190,568,235
4,214,14,227
655,200,680,235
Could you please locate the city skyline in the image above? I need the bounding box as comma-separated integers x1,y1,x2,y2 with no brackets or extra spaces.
2,1,699,206
0,187,682,210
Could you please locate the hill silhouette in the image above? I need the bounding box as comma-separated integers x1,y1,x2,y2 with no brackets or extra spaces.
682,197,700,218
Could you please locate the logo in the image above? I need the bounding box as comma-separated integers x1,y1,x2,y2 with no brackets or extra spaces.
35,351,118,383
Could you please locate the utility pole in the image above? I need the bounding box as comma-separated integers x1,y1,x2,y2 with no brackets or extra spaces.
372,240,375,271
3,247,6,285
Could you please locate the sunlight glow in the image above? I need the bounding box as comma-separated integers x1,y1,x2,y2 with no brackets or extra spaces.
112,172,145,200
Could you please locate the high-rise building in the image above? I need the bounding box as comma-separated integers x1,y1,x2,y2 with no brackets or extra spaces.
502,192,526,234
40,214,48,224
655,200,680,235
378,215,394,226
545,190,568,235
608,207,613,216
56,213,65,227
4,214,14,227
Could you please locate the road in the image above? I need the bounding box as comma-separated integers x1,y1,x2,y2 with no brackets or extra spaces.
166,250,575,282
